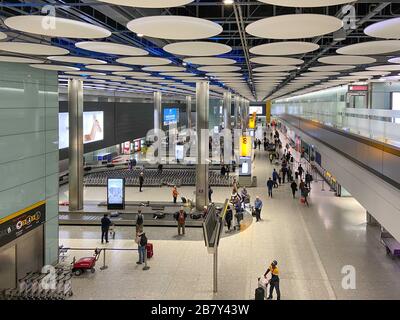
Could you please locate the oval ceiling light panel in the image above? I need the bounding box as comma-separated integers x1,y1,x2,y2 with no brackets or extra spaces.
250,41,319,55
0,32,7,40
66,71,106,76
207,72,242,77
86,64,133,71
246,14,342,39
309,65,355,71
116,57,171,66
388,57,400,64
184,57,235,65
127,16,222,40
142,66,186,72
5,15,111,39
197,65,241,72
337,40,400,55
0,55,43,64
257,0,352,7
76,41,148,56
366,65,400,71
112,71,151,77
253,65,297,72
301,71,339,76
163,41,231,56
160,72,197,77
318,55,376,65
96,0,193,8
91,75,126,81
47,56,106,65
350,71,390,77
364,17,400,39
255,72,290,76
250,56,304,65
29,64,79,72
0,42,69,56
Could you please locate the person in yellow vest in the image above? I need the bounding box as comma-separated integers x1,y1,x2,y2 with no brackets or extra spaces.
264,260,280,300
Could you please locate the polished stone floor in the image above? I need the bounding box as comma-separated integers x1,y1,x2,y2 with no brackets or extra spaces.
59,144,400,300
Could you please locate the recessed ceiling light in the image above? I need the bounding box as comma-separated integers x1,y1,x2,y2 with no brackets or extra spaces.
137,33,144,37
224,0,234,5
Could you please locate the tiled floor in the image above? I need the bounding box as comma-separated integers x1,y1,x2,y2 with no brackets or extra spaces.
59,144,400,300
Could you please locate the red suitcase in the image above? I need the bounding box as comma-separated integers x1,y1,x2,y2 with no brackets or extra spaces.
146,243,153,259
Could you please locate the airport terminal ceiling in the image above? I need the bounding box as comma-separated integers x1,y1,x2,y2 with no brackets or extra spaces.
1,1,400,102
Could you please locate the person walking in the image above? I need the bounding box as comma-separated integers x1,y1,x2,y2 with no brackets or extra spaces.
232,177,238,194
302,186,310,207
272,169,279,188
136,209,144,233
225,205,233,232
135,230,147,265
101,213,112,244
174,207,187,235
254,196,263,222
172,185,179,204
267,178,274,198
290,181,298,199
264,260,281,300
298,164,304,179
139,171,144,192
305,171,313,189
208,186,213,203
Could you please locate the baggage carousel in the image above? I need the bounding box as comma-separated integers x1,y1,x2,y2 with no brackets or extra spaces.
59,201,225,227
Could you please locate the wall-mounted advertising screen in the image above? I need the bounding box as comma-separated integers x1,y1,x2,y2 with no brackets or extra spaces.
59,111,104,149
107,178,125,210
392,92,400,110
163,108,179,126
249,106,263,115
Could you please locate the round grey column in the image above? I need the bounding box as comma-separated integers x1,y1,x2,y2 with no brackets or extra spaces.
195,81,209,211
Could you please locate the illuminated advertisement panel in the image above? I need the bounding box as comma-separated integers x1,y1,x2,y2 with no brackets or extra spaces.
59,111,104,149
107,178,125,210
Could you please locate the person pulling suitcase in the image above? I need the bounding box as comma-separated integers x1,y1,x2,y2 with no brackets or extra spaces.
264,260,280,300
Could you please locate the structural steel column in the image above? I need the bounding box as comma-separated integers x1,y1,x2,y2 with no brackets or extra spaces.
153,91,162,132
68,79,84,211
186,95,192,130
195,81,209,211
234,95,240,129
223,91,232,130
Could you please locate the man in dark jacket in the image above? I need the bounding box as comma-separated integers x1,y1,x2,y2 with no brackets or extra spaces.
305,172,313,189
225,205,233,232
290,181,298,199
208,186,213,203
267,178,274,198
101,214,112,244
139,172,144,192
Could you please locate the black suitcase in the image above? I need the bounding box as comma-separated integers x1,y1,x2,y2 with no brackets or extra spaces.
255,287,265,300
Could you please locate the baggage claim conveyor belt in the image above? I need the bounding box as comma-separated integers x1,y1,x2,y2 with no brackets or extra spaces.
59,201,224,227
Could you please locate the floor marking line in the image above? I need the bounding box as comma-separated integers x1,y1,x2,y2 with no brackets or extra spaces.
298,207,337,300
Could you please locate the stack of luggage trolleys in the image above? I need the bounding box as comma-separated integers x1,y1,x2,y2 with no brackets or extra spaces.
1,266,73,300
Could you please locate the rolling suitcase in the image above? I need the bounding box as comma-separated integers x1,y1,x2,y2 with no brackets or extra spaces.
146,243,153,259
255,287,265,300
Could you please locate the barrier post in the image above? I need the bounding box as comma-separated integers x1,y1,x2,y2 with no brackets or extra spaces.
100,249,108,270
143,248,150,271
213,247,218,293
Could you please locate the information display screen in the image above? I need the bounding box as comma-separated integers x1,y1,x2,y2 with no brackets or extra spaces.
249,106,263,115
59,111,104,149
163,108,179,126
175,145,184,160
107,178,125,210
